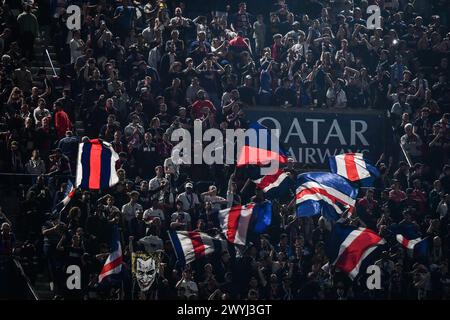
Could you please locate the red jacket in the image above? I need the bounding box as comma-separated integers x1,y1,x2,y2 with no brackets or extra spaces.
55,110,72,139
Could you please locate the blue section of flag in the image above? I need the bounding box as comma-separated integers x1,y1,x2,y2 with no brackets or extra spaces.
100,145,112,188
52,180,74,214
252,200,272,233
168,230,186,266
359,161,381,187
80,142,92,189
325,223,357,262
246,121,288,158
413,237,430,264
296,172,358,221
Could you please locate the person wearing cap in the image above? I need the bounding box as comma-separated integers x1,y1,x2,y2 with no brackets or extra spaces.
176,182,200,214
121,190,143,226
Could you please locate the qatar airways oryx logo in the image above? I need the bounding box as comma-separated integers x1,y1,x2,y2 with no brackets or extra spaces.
170,120,282,174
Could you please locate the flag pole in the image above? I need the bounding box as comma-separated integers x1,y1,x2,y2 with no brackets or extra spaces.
45,49,57,77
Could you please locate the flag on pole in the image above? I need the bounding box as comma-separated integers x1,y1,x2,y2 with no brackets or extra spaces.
326,223,385,280
76,139,119,190
52,180,76,215
296,172,358,221
168,230,228,266
251,168,292,199
237,122,288,167
219,203,255,245
98,226,123,283
396,234,429,262
218,201,272,245
329,153,380,185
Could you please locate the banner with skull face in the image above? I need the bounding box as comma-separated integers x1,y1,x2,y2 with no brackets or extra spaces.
131,252,160,292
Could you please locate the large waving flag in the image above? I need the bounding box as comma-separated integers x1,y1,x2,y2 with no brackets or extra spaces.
219,201,272,245
99,226,123,283
326,223,386,279
296,172,358,221
251,168,292,199
168,230,228,266
76,139,119,190
53,180,76,215
237,122,288,167
329,153,380,185
396,234,429,262
219,203,255,245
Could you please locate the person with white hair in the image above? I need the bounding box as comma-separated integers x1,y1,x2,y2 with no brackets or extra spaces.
400,122,423,164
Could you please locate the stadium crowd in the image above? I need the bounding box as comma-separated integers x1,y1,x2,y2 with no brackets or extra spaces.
0,0,450,300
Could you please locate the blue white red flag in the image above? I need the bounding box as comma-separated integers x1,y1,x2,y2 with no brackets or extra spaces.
396,234,429,262
76,139,119,190
98,226,123,283
168,231,228,266
219,203,255,245
237,122,288,167
53,180,76,215
218,200,273,245
296,172,358,221
329,153,380,184
326,223,386,279
251,168,291,199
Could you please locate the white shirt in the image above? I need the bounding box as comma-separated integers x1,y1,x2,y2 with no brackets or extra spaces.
171,211,192,230
291,42,309,58
326,88,347,108
176,192,199,211
177,279,198,298
203,194,226,211
33,107,51,125
121,202,143,222
164,157,179,176
143,207,165,222
148,46,161,70
70,38,84,64
141,26,154,45
149,176,163,191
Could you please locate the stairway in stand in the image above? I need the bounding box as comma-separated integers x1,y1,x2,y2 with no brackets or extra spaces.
31,35,60,86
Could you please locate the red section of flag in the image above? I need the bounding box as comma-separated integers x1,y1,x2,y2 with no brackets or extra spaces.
237,146,287,167
336,230,381,273
188,231,206,259
296,187,354,210
226,206,243,243
88,141,102,189
100,256,123,275
344,153,360,181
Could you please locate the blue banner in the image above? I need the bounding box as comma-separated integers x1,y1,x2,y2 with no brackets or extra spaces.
245,108,388,167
